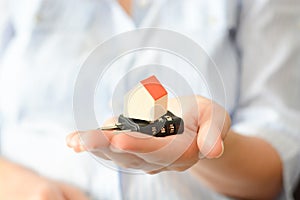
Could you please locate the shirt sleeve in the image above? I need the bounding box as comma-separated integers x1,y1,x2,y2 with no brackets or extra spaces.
232,1,300,199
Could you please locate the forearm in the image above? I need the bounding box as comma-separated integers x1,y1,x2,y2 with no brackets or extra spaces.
190,130,283,200
0,157,16,175
0,157,39,183
0,157,30,196
0,157,89,199
0,157,29,179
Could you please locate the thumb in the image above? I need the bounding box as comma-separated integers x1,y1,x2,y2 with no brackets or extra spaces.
197,121,224,159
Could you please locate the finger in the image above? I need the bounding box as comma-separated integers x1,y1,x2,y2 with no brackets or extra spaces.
146,167,168,175
110,131,170,153
102,148,162,171
66,132,77,148
197,97,230,140
67,130,114,152
66,132,85,153
67,133,111,159
66,117,117,149
110,131,197,166
146,165,192,174
58,183,89,200
197,121,224,159
88,149,111,160
66,131,86,152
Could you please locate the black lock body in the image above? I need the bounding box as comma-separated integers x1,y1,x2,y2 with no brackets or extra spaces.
117,111,184,137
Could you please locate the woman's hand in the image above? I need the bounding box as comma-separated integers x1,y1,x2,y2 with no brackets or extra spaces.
67,95,231,174
0,158,89,200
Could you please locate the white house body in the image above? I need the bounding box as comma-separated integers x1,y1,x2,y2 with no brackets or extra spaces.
123,75,168,121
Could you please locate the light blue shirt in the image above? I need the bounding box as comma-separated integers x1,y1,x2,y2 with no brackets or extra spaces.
0,0,300,199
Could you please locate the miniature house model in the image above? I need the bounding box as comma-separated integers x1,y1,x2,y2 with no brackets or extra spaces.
123,75,168,121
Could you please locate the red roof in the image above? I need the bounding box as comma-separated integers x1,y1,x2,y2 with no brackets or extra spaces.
140,75,167,100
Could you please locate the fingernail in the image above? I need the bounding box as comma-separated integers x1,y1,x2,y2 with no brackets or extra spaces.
78,144,86,152
70,137,78,147
215,141,224,159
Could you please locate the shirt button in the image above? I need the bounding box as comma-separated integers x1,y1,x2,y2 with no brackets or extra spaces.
35,14,42,24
